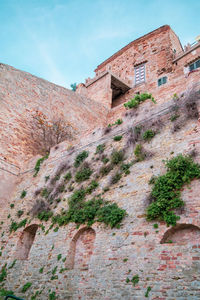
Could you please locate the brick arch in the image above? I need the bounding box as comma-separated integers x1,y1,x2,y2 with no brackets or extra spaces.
160,223,200,244
67,227,96,270
15,224,38,260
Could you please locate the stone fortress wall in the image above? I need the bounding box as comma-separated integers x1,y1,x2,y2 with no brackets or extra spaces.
0,63,108,209
0,25,200,299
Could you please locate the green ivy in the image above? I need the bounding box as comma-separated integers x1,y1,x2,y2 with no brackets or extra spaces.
146,154,200,226
108,119,123,127
21,282,32,293
120,163,131,175
102,157,109,164
63,171,72,181
20,190,27,199
33,153,49,177
134,144,145,162
10,218,27,233
37,211,53,222
0,264,7,283
124,93,156,109
96,203,126,228
41,188,50,198
143,130,156,141
95,144,105,154
145,286,151,297
0,288,14,297
51,188,126,228
75,166,92,182
111,150,124,165
45,175,50,182
170,114,180,122
57,254,62,261
113,135,122,141
53,227,59,232
110,172,122,184
17,210,24,218
131,275,139,286
49,291,56,300
31,291,40,300
85,180,99,194
8,259,17,269
114,119,123,125
74,151,88,168
51,266,57,275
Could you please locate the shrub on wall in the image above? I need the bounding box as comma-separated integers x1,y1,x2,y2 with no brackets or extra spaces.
75,166,92,182
143,130,156,141
146,154,200,226
30,110,73,155
113,135,123,141
134,144,145,161
9,219,27,233
124,93,156,109
51,187,126,228
20,190,27,199
95,144,105,154
111,150,124,165
33,153,49,177
74,151,89,168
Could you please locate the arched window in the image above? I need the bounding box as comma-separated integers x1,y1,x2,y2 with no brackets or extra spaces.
15,224,38,259
160,224,200,244
67,227,96,270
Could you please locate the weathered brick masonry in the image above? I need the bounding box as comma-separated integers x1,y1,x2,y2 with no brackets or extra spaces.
1,25,200,299
77,25,200,123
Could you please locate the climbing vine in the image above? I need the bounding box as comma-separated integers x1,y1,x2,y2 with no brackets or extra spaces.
51,189,126,228
146,154,200,226
124,93,156,109
33,153,49,177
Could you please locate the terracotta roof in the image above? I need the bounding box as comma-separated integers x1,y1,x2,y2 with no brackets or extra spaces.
95,25,171,72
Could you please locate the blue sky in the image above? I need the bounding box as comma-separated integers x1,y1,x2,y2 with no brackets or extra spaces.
0,0,199,88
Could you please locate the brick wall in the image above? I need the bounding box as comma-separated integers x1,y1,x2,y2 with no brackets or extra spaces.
0,90,200,299
77,26,183,110
1,26,200,300
0,63,108,166
76,26,200,126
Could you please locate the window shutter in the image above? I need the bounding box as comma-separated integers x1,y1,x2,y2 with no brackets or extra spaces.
158,78,162,86
158,76,167,87
135,64,145,85
189,63,195,71
163,76,167,84
196,59,200,69
189,59,200,71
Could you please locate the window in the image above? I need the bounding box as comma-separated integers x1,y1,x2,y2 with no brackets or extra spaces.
158,76,167,87
134,64,145,85
189,59,200,72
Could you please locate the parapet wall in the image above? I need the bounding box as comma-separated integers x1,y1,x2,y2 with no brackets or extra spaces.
0,63,108,167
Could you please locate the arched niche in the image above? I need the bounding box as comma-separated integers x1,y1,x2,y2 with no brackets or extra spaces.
15,224,38,259
67,227,96,270
160,223,200,244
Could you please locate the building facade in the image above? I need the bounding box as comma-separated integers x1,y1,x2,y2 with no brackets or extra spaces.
77,25,200,122
0,25,200,300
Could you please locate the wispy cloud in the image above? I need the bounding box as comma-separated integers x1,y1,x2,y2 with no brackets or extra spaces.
34,41,67,87
1,0,199,88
